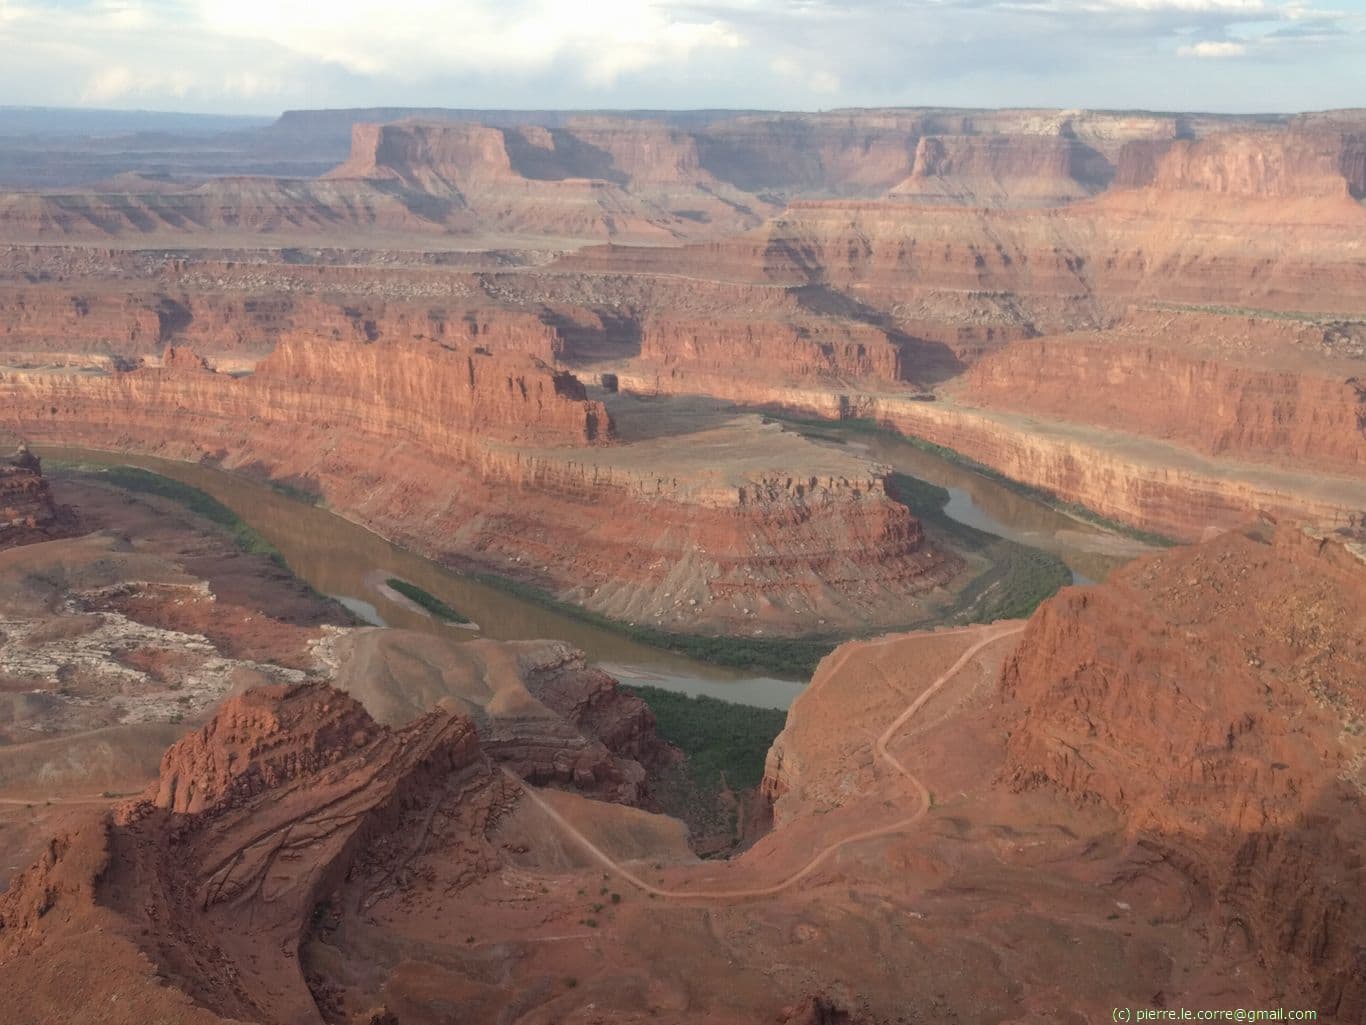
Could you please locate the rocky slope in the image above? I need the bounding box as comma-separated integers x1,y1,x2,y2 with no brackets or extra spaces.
0,682,511,1025
319,630,672,805
0,175,460,241
1001,525,1366,1017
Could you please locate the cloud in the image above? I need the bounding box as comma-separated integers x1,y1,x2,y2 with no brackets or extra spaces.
1177,38,1249,54
196,0,744,86
0,0,1363,113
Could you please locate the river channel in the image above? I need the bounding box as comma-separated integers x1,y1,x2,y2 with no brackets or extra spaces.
42,436,1149,709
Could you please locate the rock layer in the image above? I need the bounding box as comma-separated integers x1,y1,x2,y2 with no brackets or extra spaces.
0,443,74,547
962,329,1366,473
0,339,956,635
0,682,509,1025
1001,526,1366,1017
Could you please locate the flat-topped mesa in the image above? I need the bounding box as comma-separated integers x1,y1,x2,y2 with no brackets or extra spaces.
1114,130,1366,201
639,317,908,384
329,117,716,190
1000,526,1366,1015
328,121,515,191
323,118,772,242
889,134,1110,207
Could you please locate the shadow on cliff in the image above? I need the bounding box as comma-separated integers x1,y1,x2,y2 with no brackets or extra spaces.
1136,780,1366,1019
789,283,966,386
540,308,643,363
503,127,629,185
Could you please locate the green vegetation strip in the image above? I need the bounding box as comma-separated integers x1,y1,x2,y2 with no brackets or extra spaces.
465,570,837,676
385,577,470,623
50,462,288,566
625,685,786,793
886,472,1073,623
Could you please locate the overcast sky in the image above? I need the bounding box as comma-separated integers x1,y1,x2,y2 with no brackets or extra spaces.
1,0,1363,115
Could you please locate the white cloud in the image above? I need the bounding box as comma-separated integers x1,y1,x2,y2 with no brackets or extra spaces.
79,65,200,103
196,0,744,86
1177,38,1249,54
0,0,1363,113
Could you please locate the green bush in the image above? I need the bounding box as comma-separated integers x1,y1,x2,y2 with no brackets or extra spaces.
627,685,786,793
384,578,470,623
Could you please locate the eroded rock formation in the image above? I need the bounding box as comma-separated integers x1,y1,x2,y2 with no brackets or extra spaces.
0,339,956,635
0,443,74,547
0,682,511,1025
1001,525,1366,1017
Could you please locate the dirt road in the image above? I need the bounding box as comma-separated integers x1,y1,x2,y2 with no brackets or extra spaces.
515,621,1027,901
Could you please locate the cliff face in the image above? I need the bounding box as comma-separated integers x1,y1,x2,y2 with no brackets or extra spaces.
2,338,610,448
1,340,956,635
963,336,1366,473
1001,527,1366,1016
639,317,908,383
889,134,1107,207
1115,130,1366,199
0,287,562,364
329,121,516,190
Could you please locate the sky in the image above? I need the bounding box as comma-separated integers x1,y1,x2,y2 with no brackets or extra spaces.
0,0,1363,115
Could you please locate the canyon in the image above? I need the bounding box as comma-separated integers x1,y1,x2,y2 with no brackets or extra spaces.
0,104,1363,1023
0,338,961,638
0,498,1360,1022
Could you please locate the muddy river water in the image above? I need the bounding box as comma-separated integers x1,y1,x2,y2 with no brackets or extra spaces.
43,434,1148,709
790,423,1155,585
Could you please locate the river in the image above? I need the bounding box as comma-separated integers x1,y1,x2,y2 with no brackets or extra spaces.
787,422,1155,584
42,437,1149,710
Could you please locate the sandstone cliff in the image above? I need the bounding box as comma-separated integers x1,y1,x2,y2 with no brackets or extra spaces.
639,316,908,384
0,286,562,365
1114,130,1366,200
1,341,958,635
889,134,1107,207
962,331,1366,473
1001,526,1365,1017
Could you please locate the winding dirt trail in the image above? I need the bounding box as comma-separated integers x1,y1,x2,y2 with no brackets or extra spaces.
515,621,1027,902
